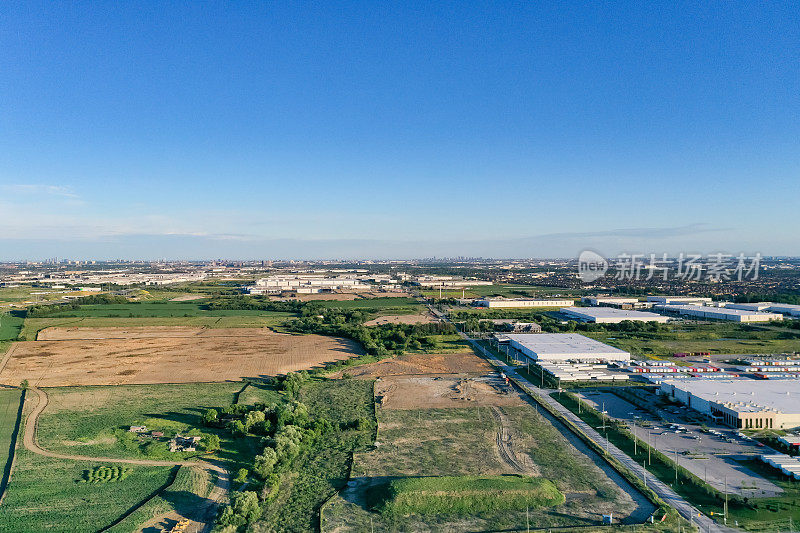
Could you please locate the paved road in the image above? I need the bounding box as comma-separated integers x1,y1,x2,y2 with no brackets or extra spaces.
23,387,229,532
427,303,737,532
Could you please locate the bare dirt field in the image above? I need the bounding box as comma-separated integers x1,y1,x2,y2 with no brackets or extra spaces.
168,294,208,302
362,313,437,326
331,351,491,378
0,327,362,386
375,374,527,409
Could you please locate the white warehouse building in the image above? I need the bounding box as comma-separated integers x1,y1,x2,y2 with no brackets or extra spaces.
475,298,574,308
581,296,641,307
505,333,631,363
647,296,713,305
660,378,800,430
654,304,782,323
561,307,670,324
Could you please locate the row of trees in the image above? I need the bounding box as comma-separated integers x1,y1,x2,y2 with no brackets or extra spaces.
213,372,365,531
26,294,129,317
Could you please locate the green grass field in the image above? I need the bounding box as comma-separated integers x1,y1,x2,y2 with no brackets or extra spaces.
0,449,174,532
18,313,293,340
106,465,213,533
376,475,565,516
0,388,23,500
37,382,279,467
0,314,23,341
421,284,584,299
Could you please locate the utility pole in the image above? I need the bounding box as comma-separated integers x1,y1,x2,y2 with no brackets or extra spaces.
642,460,647,488
633,420,637,455
675,449,678,484
724,475,728,525
526,506,530,533
602,401,606,431
648,430,651,465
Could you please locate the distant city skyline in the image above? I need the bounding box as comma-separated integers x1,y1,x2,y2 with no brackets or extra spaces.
2,2,798,259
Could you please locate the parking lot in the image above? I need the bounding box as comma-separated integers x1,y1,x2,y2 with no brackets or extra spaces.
577,390,783,497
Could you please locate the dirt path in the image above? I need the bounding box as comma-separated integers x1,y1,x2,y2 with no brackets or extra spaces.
489,406,529,473
23,387,230,532
0,343,18,375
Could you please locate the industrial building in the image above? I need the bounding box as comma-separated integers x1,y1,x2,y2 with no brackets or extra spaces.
654,304,782,323
474,298,574,308
247,274,372,294
647,296,713,305
561,307,670,324
581,296,642,308
659,378,800,430
538,361,629,383
503,333,631,362
727,302,800,317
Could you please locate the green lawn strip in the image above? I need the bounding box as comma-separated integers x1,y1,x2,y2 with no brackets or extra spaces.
0,314,23,341
0,389,23,502
36,383,272,468
0,449,174,533
375,475,564,516
724,458,800,531
106,465,213,533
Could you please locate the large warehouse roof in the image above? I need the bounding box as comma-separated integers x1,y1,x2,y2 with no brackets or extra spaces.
506,333,630,361
661,378,800,415
655,304,783,322
561,307,670,323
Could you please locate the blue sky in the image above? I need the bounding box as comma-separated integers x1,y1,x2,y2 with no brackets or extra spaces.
1,2,798,259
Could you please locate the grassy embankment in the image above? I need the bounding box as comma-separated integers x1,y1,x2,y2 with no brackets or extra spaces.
376,475,564,515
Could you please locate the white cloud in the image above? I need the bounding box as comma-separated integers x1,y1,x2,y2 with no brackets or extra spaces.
2,183,80,199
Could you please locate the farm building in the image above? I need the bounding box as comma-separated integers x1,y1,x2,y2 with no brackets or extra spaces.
659,378,800,430
503,333,631,363
560,307,670,324
474,298,574,308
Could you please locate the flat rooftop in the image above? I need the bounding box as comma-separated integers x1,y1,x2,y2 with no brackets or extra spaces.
561,307,669,322
660,304,780,317
662,378,800,414
505,333,630,359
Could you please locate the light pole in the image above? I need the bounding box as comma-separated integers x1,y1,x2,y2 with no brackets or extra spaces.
602,401,606,431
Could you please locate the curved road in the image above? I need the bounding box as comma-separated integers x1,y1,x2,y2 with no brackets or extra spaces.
23,387,230,532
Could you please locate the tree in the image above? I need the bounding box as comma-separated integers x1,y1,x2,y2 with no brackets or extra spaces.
201,434,220,453
18,379,29,391
253,447,278,479
201,408,218,426
234,468,249,484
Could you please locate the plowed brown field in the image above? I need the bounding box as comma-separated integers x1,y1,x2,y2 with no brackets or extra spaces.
0,327,362,386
